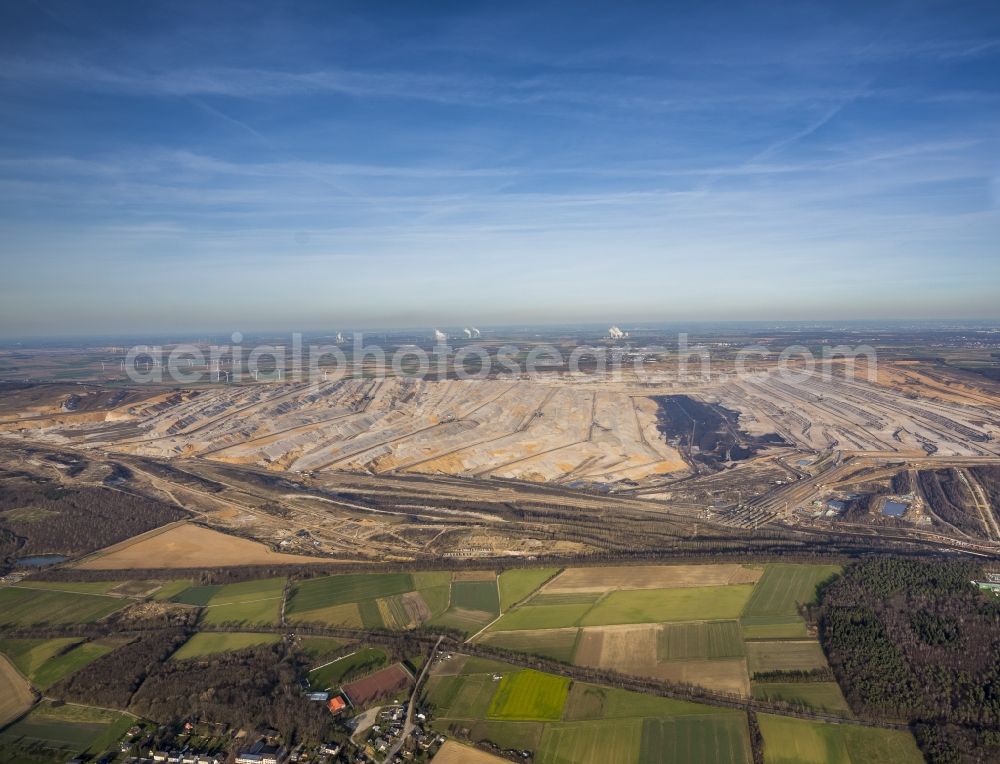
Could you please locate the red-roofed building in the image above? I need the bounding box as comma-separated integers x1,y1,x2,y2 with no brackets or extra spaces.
327,696,347,714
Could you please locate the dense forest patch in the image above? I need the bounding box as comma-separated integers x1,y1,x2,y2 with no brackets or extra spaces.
817,558,1000,763
0,477,186,569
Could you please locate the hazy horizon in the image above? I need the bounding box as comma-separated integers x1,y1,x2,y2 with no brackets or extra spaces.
2,1,998,337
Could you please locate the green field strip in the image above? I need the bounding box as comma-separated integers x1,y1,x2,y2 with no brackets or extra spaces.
286,572,414,614
487,669,570,721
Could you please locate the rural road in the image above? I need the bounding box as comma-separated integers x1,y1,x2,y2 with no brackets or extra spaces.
383,635,443,761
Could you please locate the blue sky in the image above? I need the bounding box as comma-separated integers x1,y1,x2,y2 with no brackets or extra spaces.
1,0,998,336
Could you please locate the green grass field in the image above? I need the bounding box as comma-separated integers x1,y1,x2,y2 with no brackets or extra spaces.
562,683,723,722
152,579,196,601
412,571,452,589
425,673,503,720
0,700,134,758
299,636,350,659
490,604,593,631
757,714,922,764
424,656,748,763
358,599,385,629
429,607,496,635
0,587,127,626
741,564,840,620
0,638,82,677
499,568,559,610
418,585,451,618
639,714,752,764
451,580,500,615
199,578,285,626
308,647,388,690
288,601,363,627
487,670,570,721
658,621,746,660
172,632,281,660
746,641,828,675
13,581,119,595
286,573,414,614
480,629,579,663
466,720,544,751
169,584,219,605
751,682,851,712
580,585,755,626
31,640,115,689
536,718,643,764
529,591,604,606
739,616,809,639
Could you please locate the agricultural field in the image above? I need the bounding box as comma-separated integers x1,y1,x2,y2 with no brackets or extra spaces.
757,714,923,764
544,564,761,592
424,657,754,763
657,621,745,660
751,682,851,713
746,641,829,675
490,604,593,631
450,580,500,615
739,564,839,637
308,647,389,691
29,640,117,690
432,741,509,764
342,663,412,706
298,636,351,659
742,564,842,613
169,584,219,605
286,571,433,629
171,632,281,660
0,587,127,626
0,653,33,727
637,714,753,764
0,700,134,761
498,568,559,609
479,628,580,662
0,638,82,679
75,522,327,569
579,584,755,626
487,670,571,721
535,718,643,763
473,563,843,698
12,580,121,595
150,579,195,600
289,572,415,612
197,577,285,626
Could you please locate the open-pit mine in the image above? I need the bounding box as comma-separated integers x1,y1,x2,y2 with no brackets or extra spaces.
2,330,1000,565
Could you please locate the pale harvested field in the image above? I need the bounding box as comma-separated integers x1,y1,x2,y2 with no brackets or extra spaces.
574,624,751,696
76,522,332,569
657,658,751,698
572,629,604,668
574,624,659,671
0,653,34,727
432,741,508,764
452,570,498,582
544,564,763,593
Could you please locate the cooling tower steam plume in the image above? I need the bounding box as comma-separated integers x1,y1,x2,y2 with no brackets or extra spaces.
471,327,481,337
433,329,447,342
463,328,473,338
608,326,626,339
335,332,344,343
